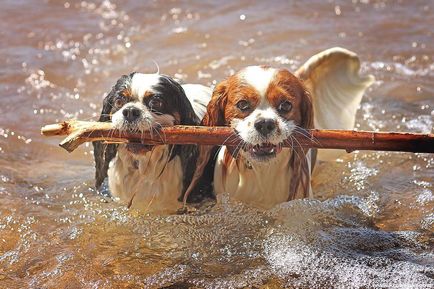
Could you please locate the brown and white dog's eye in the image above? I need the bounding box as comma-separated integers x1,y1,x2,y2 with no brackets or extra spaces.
148,96,164,112
236,99,251,112
114,97,126,109
277,100,292,114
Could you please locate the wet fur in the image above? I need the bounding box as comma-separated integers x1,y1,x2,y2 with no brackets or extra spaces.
201,67,314,208
92,73,211,212
190,48,374,209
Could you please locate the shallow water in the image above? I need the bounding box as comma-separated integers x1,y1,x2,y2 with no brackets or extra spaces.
0,0,433,288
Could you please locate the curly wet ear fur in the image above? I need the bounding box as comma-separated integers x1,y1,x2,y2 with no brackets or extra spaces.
157,75,200,126
202,80,228,126
92,83,121,191
182,80,229,205
288,88,314,200
93,142,117,191
300,88,314,130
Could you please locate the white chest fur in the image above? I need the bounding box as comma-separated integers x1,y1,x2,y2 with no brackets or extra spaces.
214,147,312,209
107,145,183,213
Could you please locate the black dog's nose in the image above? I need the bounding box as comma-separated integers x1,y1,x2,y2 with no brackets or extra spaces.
122,107,141,122
254,118,276,136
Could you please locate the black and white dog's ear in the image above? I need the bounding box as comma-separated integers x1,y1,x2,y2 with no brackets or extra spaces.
160,75,200,125
98,91,114,122
157,75,201,176
92,83,119,191
93,141,117,192
157,75,211,202
179,144,216,204
92,73,135,191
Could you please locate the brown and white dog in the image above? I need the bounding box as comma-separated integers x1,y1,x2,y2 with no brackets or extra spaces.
92,72,212,213
190,47,375,209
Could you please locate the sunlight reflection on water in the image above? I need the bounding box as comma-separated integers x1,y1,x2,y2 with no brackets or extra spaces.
0,0,433,288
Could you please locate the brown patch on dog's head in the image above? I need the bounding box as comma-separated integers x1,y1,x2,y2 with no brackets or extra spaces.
268,70,313,200
190,67,314,203
267,69,313,130
120,88,133,98
142,90,154,99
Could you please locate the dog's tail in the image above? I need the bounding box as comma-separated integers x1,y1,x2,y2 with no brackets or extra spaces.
296,47,375,161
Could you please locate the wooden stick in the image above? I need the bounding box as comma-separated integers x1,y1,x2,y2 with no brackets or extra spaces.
41,120,434,153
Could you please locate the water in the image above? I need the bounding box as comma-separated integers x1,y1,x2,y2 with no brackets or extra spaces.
0,0,433,288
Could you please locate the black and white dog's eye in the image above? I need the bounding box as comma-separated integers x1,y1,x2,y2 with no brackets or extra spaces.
149,97,163,111
278,101,292,113
236,100,251,112
114,97,126,108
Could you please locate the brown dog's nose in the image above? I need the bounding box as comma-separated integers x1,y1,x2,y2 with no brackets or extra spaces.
254,118,276,136
122,107,141,122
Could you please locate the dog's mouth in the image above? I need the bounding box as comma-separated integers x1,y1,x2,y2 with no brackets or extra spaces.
244,143,282,160
118,124,154,155
117,119,168,155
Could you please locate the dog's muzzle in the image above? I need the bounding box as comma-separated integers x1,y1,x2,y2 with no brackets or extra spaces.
254,118,276,136
118,106,156,154
238,118,282,161
122,107,142,123
243,143,282,160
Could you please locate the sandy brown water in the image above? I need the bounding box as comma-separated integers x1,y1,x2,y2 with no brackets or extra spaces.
0,0,433,288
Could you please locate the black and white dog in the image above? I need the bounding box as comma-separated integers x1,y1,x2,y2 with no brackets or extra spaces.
93,72,212,213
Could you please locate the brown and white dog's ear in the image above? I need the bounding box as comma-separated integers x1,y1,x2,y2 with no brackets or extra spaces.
299,88,314,130
202,80,228,126
288,86,314,200
288,148,312,200
182,80,229,205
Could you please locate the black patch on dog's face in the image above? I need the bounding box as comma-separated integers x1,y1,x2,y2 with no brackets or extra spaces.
103,73,135,117
148,75,199,125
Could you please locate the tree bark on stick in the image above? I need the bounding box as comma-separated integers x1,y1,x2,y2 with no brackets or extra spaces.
41,120,434,154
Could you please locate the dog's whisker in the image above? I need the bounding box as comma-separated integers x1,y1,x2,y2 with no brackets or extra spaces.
294,125,320,146
215,131,241,159
240,142,249,159
235,140,248,159
233,139,245,159
291,132,305,151
289,135,302,161
152,121,166,143
221,131,238,146
139,126,145,144
143,121,153,141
